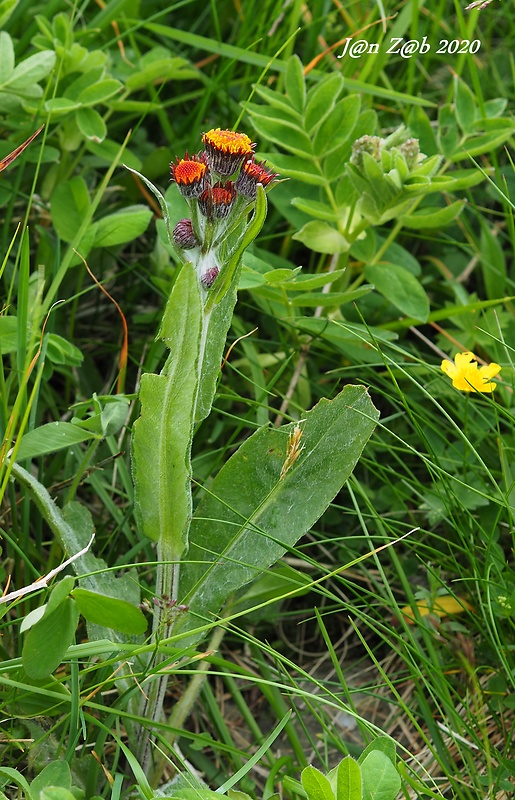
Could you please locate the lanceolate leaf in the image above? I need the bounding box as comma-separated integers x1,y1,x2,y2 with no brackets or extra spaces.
132,261,202,550
177,385,378,638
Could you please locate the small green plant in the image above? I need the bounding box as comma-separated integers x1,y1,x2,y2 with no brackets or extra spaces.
300,740,401,800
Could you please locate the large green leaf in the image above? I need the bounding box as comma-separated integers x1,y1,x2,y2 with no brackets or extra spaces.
93,205,152,247
132,262,202,549
301,766,335,800
177,386,378,637
9,465,142,639
72,588,147,635
22,598,79,679
365,262,430,322
50,176,91,242
361,751,401,800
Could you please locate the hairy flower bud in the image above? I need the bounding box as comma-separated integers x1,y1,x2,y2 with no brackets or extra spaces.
198,181,237,220
399,138,421,169
235,157,278,200
350,135,383,169
173,218,198,250
200,265,220,288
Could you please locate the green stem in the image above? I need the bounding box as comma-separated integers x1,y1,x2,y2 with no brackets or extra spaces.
147,623,227,788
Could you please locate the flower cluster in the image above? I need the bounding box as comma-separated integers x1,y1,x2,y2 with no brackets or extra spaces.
440,351,501,393
170,128,278,292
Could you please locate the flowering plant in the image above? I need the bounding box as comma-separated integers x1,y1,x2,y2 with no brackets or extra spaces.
126,130,378,779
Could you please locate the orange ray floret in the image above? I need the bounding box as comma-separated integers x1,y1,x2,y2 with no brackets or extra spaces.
171,152,208,197
202,128,254,175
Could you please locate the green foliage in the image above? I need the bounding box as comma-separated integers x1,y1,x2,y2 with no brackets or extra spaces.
178,386,378,641
1,1,515,799
299,741,401,800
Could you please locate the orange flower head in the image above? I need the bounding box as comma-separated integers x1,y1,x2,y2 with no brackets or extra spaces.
235,157,279,199
171,152,208,197
441,351,501,393
202,128,254,175
198,181,237,220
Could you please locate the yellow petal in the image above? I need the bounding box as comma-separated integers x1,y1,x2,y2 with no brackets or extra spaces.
454,351,476,370
440,359,457,378
479,363,501,380
400,595,474,623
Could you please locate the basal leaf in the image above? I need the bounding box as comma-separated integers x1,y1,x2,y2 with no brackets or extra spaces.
177,386,378,640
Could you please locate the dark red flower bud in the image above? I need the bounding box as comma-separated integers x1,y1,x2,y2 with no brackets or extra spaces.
198,181,237,220
201,265,220,288
235,157,278,200
173,218,198,249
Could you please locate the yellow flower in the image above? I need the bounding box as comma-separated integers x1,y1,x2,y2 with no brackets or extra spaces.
441,351,501,393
